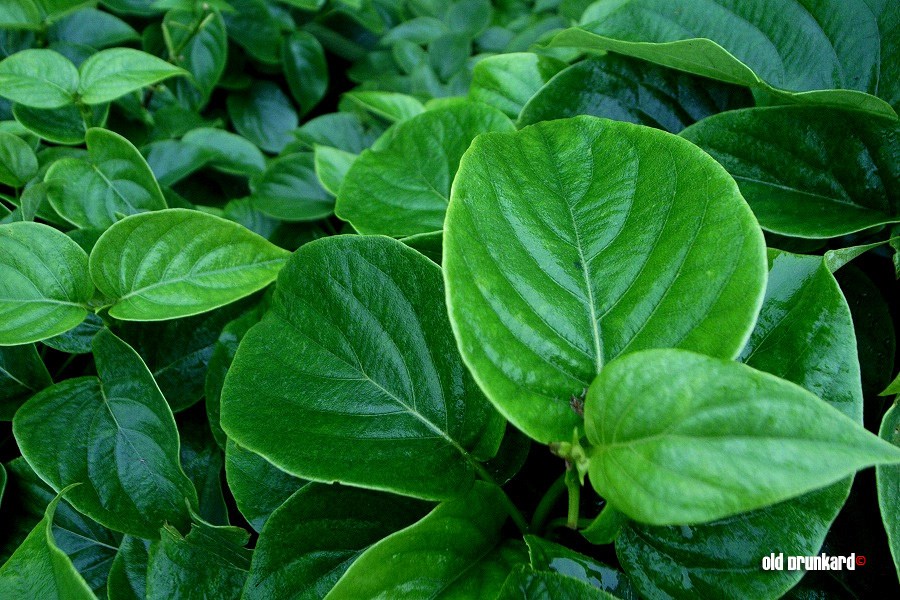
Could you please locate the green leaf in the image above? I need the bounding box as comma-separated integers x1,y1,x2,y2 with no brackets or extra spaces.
498,567,618,599
879,400,900,578
177,412,227,525
0,1,42,31
49,8,139,49
0,221,93,346
585,348,900,525
617,251,863,598
0,131,37,187
550,0,897,118
42,312,103,355
444,116,766,444
341,91,425,123
143,139,210,186
0,49,78,109
12,102,110,145
469,52,567,119
336,102,514,236
77,48,187,105
227,81,298,154
163,8,227,109
0,464,5,507
0,458,121,596
89,208,289,321
884,374,900,397
683,106,898,238
13,329,199,538
221,235,505,500
221,0,282,65
248,152,333,221
525,536,638,599
146,520,251,600
45,127,167,229
313,145,356,196
0,343,51,420
181,127,265,176
325,481,510,599
224,440,305,532
0,487,96,600
519,54,751,132
107,536,149,600
243,483,431,599
282,31,327,116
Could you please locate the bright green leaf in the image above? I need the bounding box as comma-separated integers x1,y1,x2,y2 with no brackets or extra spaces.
77,48,187,105
444,116,766,444
585,349,900,525
469,52,567,119
89,208,289,321
0,131,38,187
313,145,356,196
878,400,900,578
0,221,93,346
0,49,78,109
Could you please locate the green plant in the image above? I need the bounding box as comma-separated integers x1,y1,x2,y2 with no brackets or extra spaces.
0,1,898,598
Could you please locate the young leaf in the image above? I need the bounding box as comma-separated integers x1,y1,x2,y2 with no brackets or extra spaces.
224,440,306,532
313,145,356,196
13,329,199,538
221,235,505,500
691,106,899,238
878,400,900,578
0,343,51,419
248,152,333,221
444,116,766,444
89,209,289,321
227,81,298,154
163,8,228,109
325,481,512,599
0,49,78,109
77,48,187,105
519,54,751,132
0,487,96,600
585,349,900,525
525,536,638,598
282,31,327,116
550,0,897,118
469,52,567,119
0,131,38,187
243,484,432,600
0,221,93,346
336,102,515,236
341,91,425,123
145,520,252,600
45,127,167,229
498,566,618,599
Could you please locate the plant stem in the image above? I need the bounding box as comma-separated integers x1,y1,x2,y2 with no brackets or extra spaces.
565,467,581,529
474,461,529,535
530,473,567,533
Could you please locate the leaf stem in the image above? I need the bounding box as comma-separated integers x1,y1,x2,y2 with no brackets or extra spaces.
530,473,567,533
565,466,581,529
474,461,529,535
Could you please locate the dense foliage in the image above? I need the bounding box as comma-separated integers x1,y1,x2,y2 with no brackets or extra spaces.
0,0,899,598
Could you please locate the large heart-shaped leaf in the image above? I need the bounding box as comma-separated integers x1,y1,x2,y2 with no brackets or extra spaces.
613,251,865,597
584,349,900,525
336,102,515,237
681,106,899,238
13,329,198,538
550,0,897,117
45,127,167,229
325,482,515,599
89,209,289,321
519,55,751,132
243,484,431,600
0,221,93,346
444,116,766,444
221,235,505,500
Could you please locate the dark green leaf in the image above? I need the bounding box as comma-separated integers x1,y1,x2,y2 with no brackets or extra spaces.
13,329,199,538
181,127,265,176
221,235,505,500
498,566,618,599
249,152,333,221
106,536,150,600
0,343,51,420
50,8,139,49
282,31,327,116
878,399,899,578
12,102,109,145
526,536,638,599
224,440,305,532
163,8,228,109
227,81,298,154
